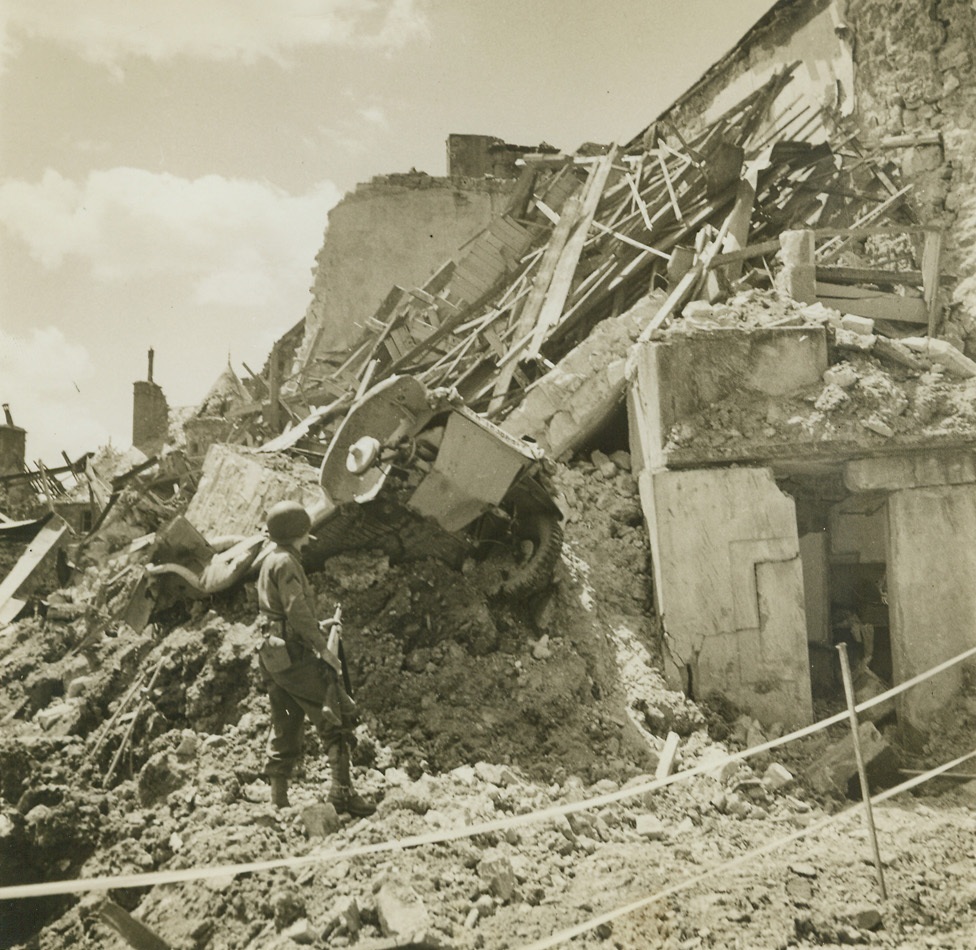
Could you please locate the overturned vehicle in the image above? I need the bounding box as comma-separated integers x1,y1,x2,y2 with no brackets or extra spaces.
311,376,564,597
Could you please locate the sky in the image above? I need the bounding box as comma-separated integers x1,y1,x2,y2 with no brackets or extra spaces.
0,0,777,465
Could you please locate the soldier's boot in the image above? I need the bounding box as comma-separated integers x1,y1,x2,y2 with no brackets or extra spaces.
327,742,375,817
270,775,290,808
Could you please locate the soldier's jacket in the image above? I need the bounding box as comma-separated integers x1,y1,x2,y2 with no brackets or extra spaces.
257,544,341,675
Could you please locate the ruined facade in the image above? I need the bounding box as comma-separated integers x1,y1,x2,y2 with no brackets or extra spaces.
291,169,520,385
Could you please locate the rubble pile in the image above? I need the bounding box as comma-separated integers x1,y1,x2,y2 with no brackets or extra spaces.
659,289,976,459
2,447,975,948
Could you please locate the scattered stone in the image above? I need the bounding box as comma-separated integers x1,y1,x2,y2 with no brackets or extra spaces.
609,450,632,471
175,732,201,759
301,802,340,838
376,882,429,938
272,888,306,931
477,849,517,901
282,919,317,944
35,701,81,733
635,814,666,839
763,763,793,790
823,363,859,389
861,416,894,438
815,383,850,412
790,863,818,878
531,635,552,660
852,906,883,931
66,676,95,699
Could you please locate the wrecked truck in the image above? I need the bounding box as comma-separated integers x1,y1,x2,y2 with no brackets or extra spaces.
311,376,564,597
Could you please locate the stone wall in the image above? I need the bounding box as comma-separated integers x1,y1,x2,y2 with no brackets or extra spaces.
846,0,976,354
293,175,516,375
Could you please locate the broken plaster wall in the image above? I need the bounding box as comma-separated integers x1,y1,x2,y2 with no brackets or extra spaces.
293,175,515,379
643,466,812,729
652,0,854,146
627,329,826,726
845,450,976,725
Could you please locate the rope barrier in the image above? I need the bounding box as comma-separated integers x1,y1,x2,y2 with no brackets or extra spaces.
516,746,976,950
2,643,975,902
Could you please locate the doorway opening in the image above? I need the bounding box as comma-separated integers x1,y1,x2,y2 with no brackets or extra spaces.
779,470,893,717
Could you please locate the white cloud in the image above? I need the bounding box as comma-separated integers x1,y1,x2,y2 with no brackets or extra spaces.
359,106,389,127
0,168,342,308
0,327,111,462
1,0,429,68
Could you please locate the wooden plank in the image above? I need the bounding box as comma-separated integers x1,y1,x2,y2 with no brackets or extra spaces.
816,185,914,263
0,515,69,624
526,144,618,358
816,265,923,286
450,274,486,305
591,220,671,260
486,179,586,411
816,282,928,323
488,215,532,253
721,170,757,281
922,228,944,336
423,260,456,295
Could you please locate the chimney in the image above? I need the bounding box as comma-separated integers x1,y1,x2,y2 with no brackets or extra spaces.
0,403,26,476
133,351,169,456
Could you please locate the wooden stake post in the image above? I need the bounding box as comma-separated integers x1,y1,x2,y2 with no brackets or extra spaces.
836,642,888,901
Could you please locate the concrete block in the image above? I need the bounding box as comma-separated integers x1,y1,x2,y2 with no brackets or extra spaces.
185,444,325,538
840,313,875,335
834,327,876,352
776,264,817,304
901,337,976,378
282,919,317,944
805,722,898,795
862,416,894,438
762,763,793,790
778,229,815,266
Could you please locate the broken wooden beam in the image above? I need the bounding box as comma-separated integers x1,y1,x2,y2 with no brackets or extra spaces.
98,898,172,950
0,514,70,626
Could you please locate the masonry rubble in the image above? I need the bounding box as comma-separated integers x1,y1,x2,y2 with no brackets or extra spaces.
5,2,976,946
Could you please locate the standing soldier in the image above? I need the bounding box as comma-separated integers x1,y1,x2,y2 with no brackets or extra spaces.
255,500,375,815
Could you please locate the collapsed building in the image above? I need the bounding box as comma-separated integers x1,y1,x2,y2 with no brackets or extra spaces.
260,0,976,735
3,1,976,946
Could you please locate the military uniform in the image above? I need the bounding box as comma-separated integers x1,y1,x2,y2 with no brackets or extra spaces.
254,504,373,815
256,544,356,778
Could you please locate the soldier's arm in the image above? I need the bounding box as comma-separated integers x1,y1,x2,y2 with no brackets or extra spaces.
276,563,342,674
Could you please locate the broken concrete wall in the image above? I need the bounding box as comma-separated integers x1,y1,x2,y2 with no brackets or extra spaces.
845,450,976,725
294,175,516,371
642,466,812,728
502,292,664,458
183,444,326,539
627,327,829,471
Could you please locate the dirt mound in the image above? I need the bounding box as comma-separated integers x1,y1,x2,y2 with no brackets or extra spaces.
2,456,974,949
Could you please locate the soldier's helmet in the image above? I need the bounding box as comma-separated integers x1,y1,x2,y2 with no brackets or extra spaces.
266,501,312,543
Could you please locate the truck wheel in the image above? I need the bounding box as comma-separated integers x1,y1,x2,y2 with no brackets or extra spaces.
501,511,564,598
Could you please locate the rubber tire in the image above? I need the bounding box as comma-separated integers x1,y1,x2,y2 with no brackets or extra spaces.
500,511,564,598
